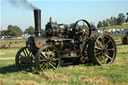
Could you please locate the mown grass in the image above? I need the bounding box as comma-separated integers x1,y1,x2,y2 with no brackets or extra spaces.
0,39,26,48
0,36,128,85
0,39,26,58
0,48,19,58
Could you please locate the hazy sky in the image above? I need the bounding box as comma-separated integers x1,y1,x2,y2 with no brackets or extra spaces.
0,0,128,31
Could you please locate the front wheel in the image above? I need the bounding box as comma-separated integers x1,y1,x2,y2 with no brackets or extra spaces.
35,45,61,70
15,47,35,71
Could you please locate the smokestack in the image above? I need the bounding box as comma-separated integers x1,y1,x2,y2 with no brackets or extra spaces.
34,9,41,36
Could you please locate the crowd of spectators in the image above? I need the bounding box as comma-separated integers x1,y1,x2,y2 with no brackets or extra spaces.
97,28,128,35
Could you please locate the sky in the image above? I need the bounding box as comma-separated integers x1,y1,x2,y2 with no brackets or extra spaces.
0,0,128,31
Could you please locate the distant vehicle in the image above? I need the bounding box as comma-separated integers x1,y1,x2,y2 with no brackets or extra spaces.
0,36,5,39
121,28,128,44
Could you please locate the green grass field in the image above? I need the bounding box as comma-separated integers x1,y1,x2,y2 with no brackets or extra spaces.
0,39,26,48
0,36,128,85
98,24,128,30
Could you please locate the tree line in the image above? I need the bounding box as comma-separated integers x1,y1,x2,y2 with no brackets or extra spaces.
97,13,128,28
1,25,44,37
1,25,35,37
1,25,23,37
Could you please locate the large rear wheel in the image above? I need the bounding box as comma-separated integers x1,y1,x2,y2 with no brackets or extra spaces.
88,34,117,65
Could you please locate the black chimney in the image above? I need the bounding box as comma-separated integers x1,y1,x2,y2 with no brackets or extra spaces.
34,9,41,36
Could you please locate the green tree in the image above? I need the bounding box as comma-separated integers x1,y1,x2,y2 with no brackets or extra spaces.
102,20,106,27
1,30,8,36
117,13,126,25
7,25,23,37
102,19,110,27
97,21,103,28
106,19,110,26
126,12,128,23
110,16,114,26
24,26,35,35
113,17,117,25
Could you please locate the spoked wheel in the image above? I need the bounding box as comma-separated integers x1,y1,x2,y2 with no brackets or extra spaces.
15,47,35,71
88,34,117,65
73,19,91,41
35,45,61,70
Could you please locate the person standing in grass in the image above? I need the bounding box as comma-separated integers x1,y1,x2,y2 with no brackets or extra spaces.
90,24,98,38
90,24,97,32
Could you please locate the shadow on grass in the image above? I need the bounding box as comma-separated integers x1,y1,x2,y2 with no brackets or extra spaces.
0,64,19,74
61,60,94,67
0,61,94,74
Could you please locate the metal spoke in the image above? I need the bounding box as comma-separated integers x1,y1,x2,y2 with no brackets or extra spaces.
107,48,114,51
40,55,46,60
52,58,59,61
95,46,102,50
97,56,103,62
30,52,33,57
40,63,46,69
105,40,111,47
50,61,56,65
97,40,103,48
95,51,102,55
105,54,112,60
47,49,50,57
41,51,48,59
19,55,23,57
49,63,56,69
101,36,105,45
23,50,27,56
28,51,31,56
24,49,29,56
95,42,100,49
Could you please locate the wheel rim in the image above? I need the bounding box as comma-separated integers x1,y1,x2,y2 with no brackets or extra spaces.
94,34,117,65
36,46,60,70
16,47,34,71
73,19,91,41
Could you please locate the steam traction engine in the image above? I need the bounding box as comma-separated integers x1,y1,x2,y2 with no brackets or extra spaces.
16,9,117,71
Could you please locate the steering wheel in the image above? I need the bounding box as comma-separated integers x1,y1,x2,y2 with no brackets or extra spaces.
72,19,91,41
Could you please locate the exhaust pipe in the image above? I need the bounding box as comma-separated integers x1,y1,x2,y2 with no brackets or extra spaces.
34,9,41,37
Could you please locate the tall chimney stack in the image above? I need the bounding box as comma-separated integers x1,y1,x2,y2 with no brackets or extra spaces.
34,9,41,36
